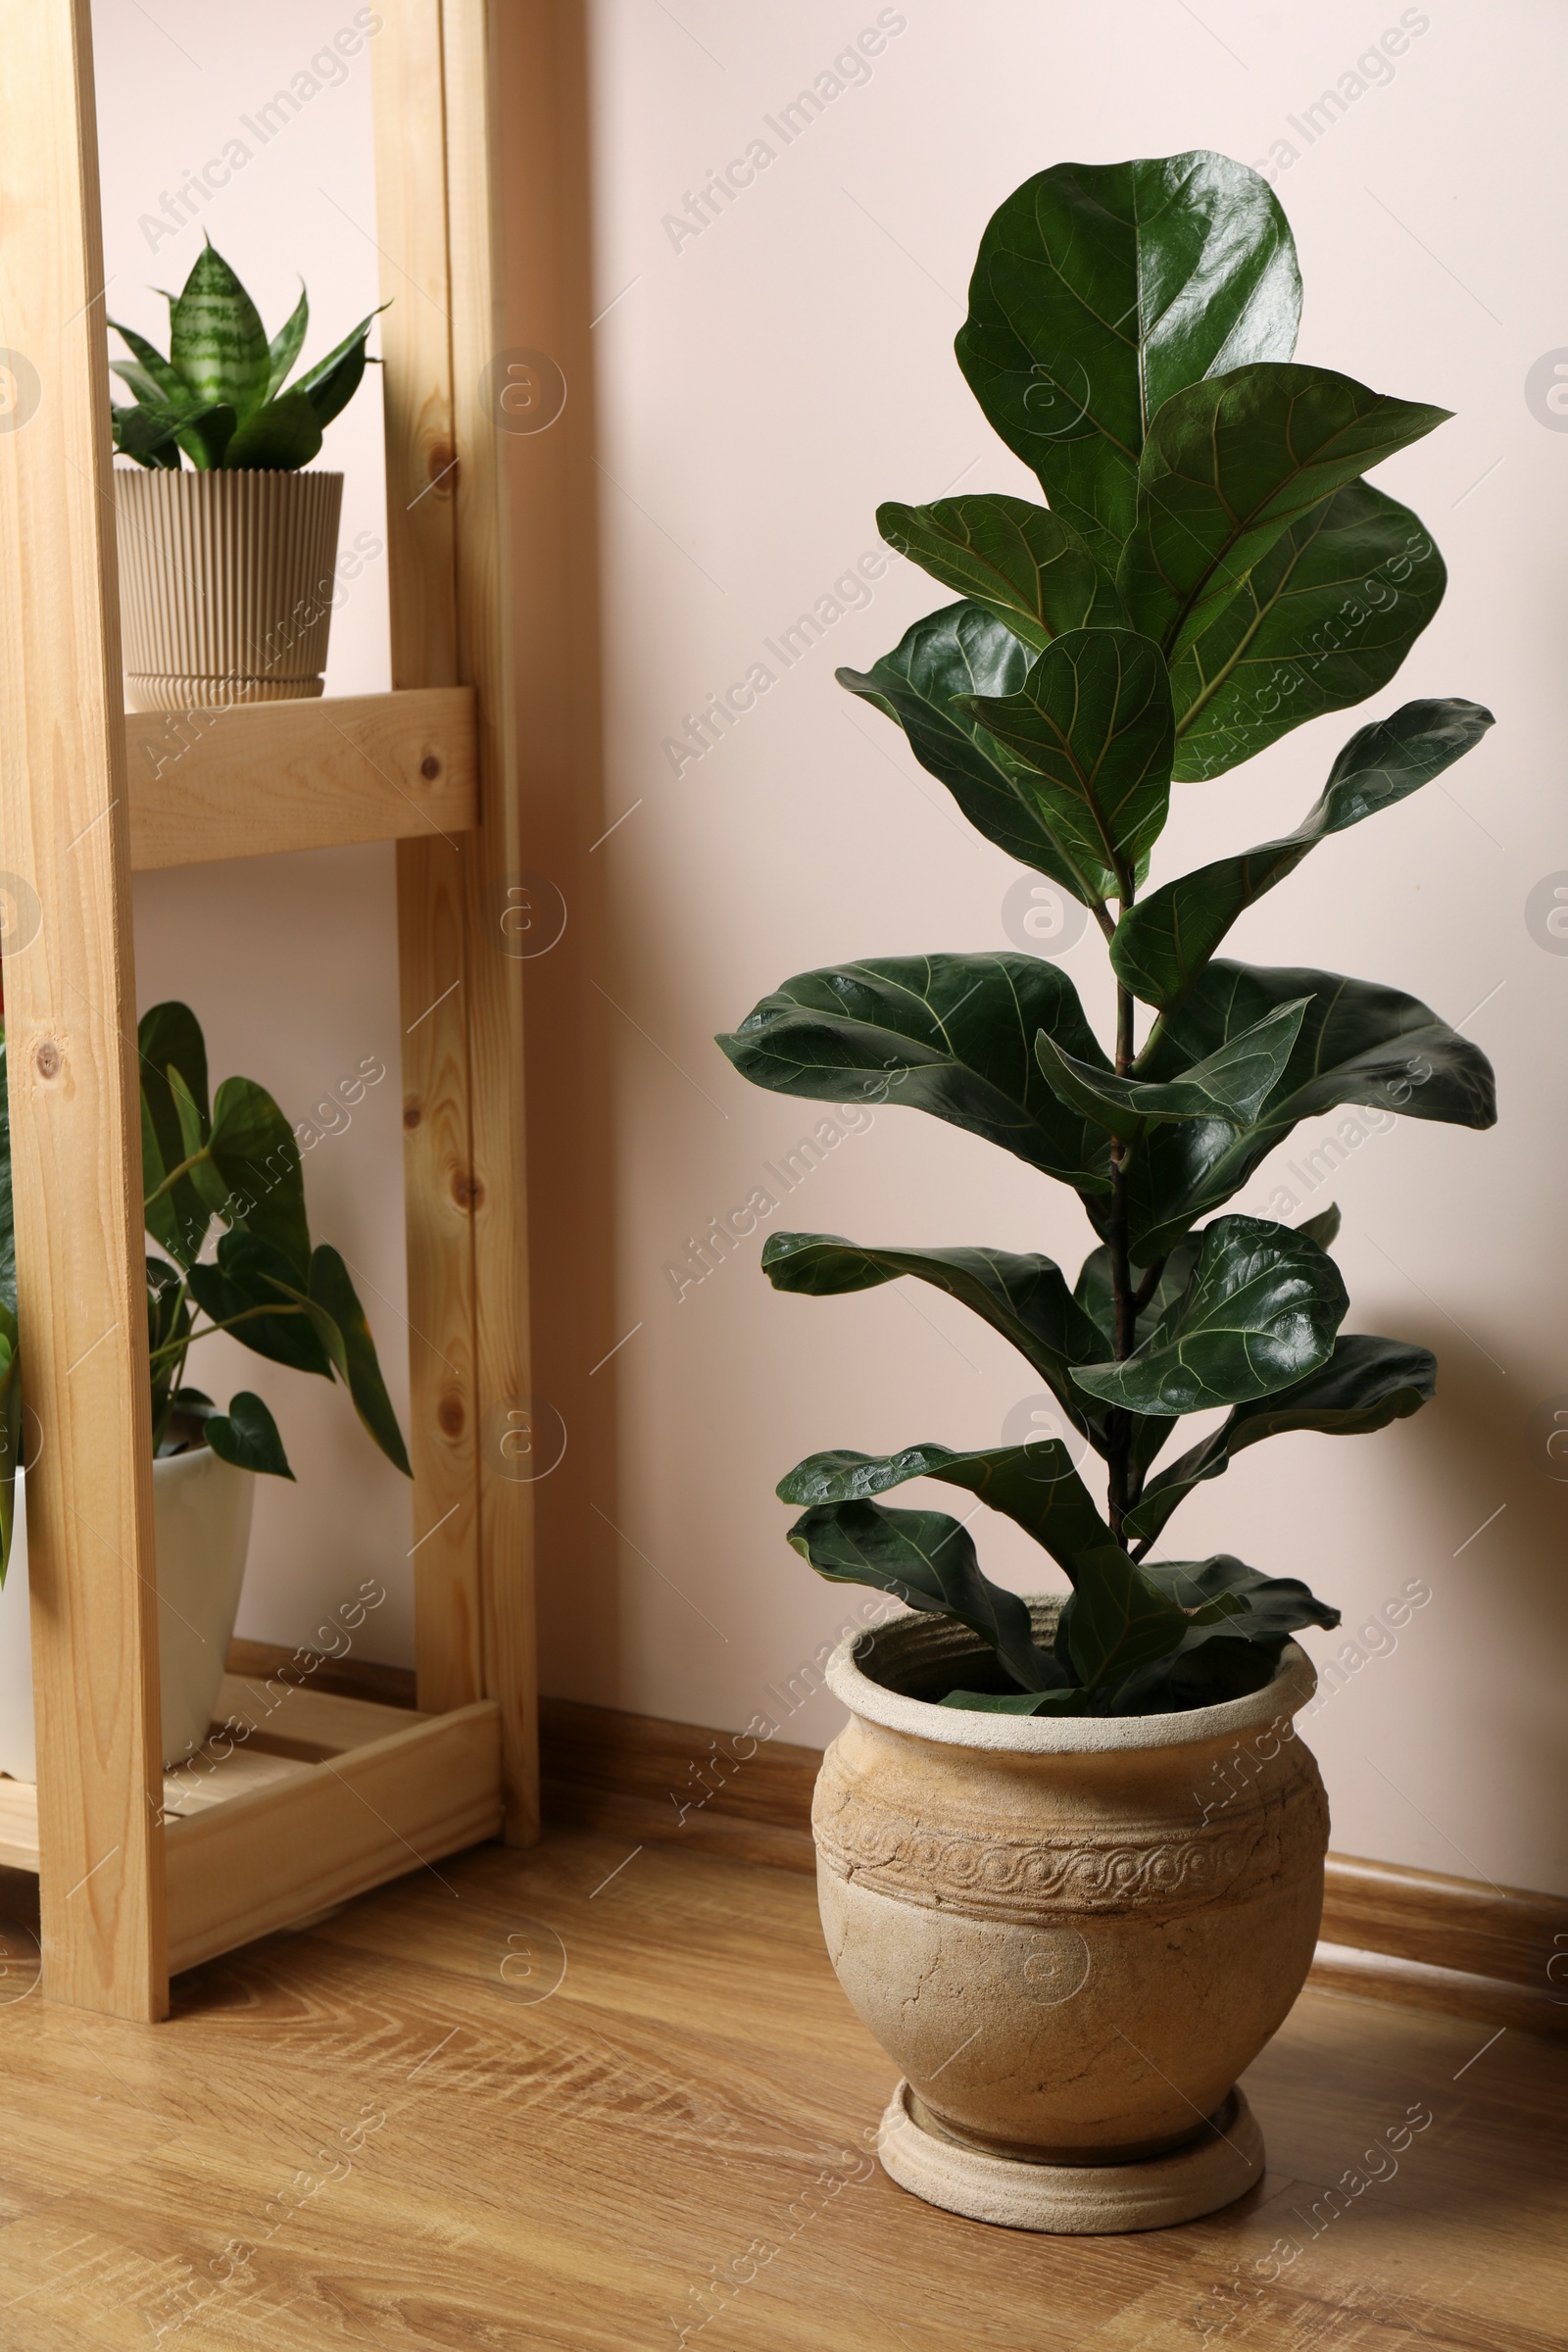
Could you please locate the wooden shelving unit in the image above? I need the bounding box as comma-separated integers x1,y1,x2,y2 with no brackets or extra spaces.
0,0,536,2021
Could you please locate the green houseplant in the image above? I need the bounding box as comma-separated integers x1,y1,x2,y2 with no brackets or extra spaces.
719,152,1494,1721
716,152,1498,2231
108,241,387,710
0,1002,407,1769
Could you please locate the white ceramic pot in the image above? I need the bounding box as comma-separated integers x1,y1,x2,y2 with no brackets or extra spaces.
814,1600,1329,2233
113,466,344,711
0,1447,256,1778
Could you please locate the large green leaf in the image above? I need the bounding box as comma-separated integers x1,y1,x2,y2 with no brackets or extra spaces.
184,1231,335,1378
1073,1213,1348,1416
1125,1334,1436,1544
206,1391,294,1481
170,243,271,417
1117,364,1451,662
296,1247,412,1476
716,955,1114,1195
266,285,310,401
955,152,1301,567
203,1076,312,1279
1035,997,1307,1142
107,318,188,406
1113,700,1494,1012
1054,1544,1194,1690
777,1440,1116,1582
294,305,388,427
1119,961,1497,1259
760,1231,1110,1442
876,496,1127,653
221,388,323,471
838,605,1114,905
1106,1553,1342,1712
138,1002,213,1270
786,1498,1063,1692
960,627,1175,895
1170,481,1447,778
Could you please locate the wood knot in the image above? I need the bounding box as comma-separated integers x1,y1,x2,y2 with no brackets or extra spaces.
438,1394,466,1438
32,1039,61,1081
428,442,458,493
420,755,441,780
453,1170,482,1210
403,1101,421,1131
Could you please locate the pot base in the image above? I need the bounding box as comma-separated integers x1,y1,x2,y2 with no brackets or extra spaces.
124,673,325,711
877,2078,1263,2234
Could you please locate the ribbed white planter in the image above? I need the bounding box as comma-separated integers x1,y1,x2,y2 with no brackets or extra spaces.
815,1600,1329,2233
0,1448,256,1779
113,467,344,711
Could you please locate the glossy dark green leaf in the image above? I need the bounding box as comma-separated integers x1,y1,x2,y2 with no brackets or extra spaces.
206,1390,295,1480
294,305,388,427
876,496,1127,653
205,1076,311,1279
174,404,238,471
1119,961,1497,1259
1117,364,1450,662
786,1498,1059,1691
266,284,309,400
1073,1213,1348,1416
959,627,1175,894
221,388,324,471
1074,1230,1202,1350
138,1002,213,1269
760,1230,1109,1441
107,318,187,405
1054,1543,1192,1689
1107,1636,1284,1714
1112,701,1494,1011
777,1440,1115,1583
1170,481,1447,778
112,400,196,468
184,1231,334,1378
1296,1203,1341,1251
1140,1552,1341,1636
940,1684,1094,1715
1035,997,1306,1142
838,604,1114,905
955,152,1301,567
716,955,1114,1195
170,242,271,416
1125,1334,1436,1544
299,1247,412,1476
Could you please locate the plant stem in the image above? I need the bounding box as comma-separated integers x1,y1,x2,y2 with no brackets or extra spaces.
1105,968,1137,1544
143,1146,210,1210
146,1298,308,1372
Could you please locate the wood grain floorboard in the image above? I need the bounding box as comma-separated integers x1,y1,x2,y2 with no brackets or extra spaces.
0,1833,1558,2350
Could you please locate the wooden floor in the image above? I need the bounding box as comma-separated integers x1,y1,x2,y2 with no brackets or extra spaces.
0,1832,1560,2350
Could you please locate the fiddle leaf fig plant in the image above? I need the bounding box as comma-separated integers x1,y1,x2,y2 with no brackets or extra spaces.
0,1004,409,1578
109,239,387,471
716,151,1495,1717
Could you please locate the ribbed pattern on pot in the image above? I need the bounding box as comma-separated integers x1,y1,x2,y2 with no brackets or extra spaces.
114,466,344,711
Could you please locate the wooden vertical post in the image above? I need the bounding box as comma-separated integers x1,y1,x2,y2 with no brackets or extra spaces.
374,0,537,1833
441,0,539,1842
371,0,485,1717
0,0,167,2018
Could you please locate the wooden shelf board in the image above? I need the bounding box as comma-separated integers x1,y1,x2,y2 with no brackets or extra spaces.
0,1686,502,1975
125,685,478,870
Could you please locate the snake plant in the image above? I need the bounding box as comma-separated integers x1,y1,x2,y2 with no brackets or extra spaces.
0,1003,410,1578
717,151,1495,1717
109,239,385,470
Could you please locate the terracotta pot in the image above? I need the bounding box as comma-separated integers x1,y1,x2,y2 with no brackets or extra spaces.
0,1446,256,1777
113,466,344,711
814,1599,1328,2232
